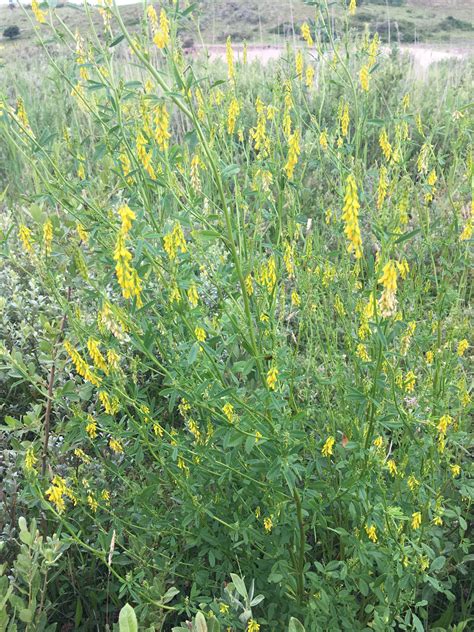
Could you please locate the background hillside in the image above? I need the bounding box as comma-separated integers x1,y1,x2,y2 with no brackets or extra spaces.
0,0,472,63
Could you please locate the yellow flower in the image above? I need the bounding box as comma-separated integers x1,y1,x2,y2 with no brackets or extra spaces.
340,103,350,137
85,414,98,439
437,414,453,435
348,0,356,16
226,36,235,82
305,65,315,89
342,174,363,259
25,446,37,472
433,515,443,526
195,327,206,342
379,128,392,161
266,366,278,390
411,511,422,530
356,343,370,362
407,475,419,491
87,338,108,374
460,216,472,241
387,459,397,476
263,517,273,533
76,223,89,244
377,165,388,209
322,436,335,457
153,8,170,49
43,219,53,255
450,464,461,478
64,341,101,387
295,50,304,79
227,97,240,134
87,494,98,513
32,0,47,24
373,436,383,449
163,221,187,261
187,283,199,308
222,403,235,423
404,370,416,393
359,64,370,92
109,438,123,454
99,391,120,415
291,290,301,307
365,524,377,543
457,339,469,357
114,205,143,306
301,22,313,46
245,274,254,296
426,350,434,364
154,104,171,151
19,224,33,254
285,129,301,179
378,261,398,317
247,620,260,632
319,130,328,151
219,603,229,614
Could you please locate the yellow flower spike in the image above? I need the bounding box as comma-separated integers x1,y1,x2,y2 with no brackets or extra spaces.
247,619,260,632
195,327,206,342
291,290,301,307
85,414,98,439
301,22,313,46
64,341,101,387
411,511,422,530
153,8,170,49
342,174,363,260
25,446,37,472
404,370,416,393
365,524,377,543
222,403,235,423
348,0,357,16
437,414,453,435
154,104,171,151
43,219,53,255
109,438,123,454
450,464,461,478
305,65,315,89
227,97,240,135
319,129,329,151
87,338,108,374
226,36,235,82
285,129,301,179
32,0,47,24
359,64,370,92
263,517,273,533
377,165,388,209
266,366,278,390
379,128,392,161
387,459,397,476
187,283,199,308
322,436,335,457
340,103,350,138
295,50,304,79
377,261,398,317
457,339,469,357
18,224,33,254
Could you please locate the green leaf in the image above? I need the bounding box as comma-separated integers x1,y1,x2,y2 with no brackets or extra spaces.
195,612,207,632
412,613,424,632
118,603,138,632
288,617,306,632
431,556,446,572
187,342,199,366
230,573,248,599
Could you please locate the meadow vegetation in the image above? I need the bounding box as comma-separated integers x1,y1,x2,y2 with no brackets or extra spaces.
0,1,472,630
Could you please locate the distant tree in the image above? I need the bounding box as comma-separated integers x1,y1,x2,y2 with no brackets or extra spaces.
3,25,20,40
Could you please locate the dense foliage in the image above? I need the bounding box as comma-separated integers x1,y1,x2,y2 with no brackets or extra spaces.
0,1,472,630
